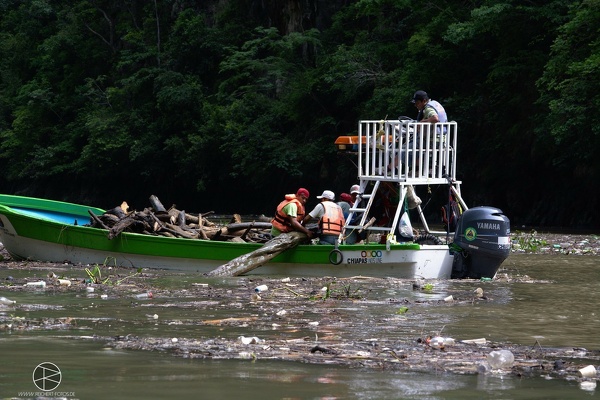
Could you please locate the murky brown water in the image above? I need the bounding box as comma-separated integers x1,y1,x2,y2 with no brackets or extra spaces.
1,254,599,399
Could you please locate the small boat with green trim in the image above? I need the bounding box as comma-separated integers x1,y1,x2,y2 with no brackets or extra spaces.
0,119,510,279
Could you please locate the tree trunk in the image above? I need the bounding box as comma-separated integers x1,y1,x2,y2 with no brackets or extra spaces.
206,231,309,277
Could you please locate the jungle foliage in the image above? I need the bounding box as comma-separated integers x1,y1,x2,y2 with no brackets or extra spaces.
0,0,598,227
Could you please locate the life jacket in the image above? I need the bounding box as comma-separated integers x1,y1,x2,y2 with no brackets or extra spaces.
319,201,345,236
425,100,447,123
271,194,305,233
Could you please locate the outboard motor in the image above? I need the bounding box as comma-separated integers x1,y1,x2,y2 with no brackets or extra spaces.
451,206,510,279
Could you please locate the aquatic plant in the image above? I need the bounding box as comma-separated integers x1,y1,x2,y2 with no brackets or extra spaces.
85,258,142,285
512,230,548,253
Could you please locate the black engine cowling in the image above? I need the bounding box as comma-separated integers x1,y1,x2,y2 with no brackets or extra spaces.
451,206,510,279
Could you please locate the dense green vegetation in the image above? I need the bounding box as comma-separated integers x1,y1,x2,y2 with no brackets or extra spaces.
0,0,598,227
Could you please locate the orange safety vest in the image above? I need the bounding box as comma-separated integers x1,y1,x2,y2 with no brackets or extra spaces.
319,201,345,235
271,194,305,233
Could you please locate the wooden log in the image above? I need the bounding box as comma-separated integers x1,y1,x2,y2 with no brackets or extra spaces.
140,211,165,235
240,225,252,241
175,210,203,236
177,210,214,227
149,194,167,214
203,226,227,240
196,227,209,240
243,232,271,243
155,213,174,223
177,210,185,227
184,213,200,224
226,222,272,232
257,214,272,222
201,211,216,227
165,208,178,224
144,208,164,232
163,223,199,239
103,201,129,219
98,213,120,226
88,210,110,230
108,216,147,239
206,231,309,277
358,217,377,233
105,206,126,219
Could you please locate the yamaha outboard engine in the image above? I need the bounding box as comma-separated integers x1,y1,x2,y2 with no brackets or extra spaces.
451,206,510,279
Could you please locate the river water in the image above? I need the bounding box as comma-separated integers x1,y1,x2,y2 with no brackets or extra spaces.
1,253,599,399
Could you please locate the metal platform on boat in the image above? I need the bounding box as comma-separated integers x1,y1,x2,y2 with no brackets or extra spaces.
336,119,466,242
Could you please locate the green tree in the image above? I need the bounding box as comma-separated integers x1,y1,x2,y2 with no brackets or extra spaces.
536,0,600,225
215,27,330,204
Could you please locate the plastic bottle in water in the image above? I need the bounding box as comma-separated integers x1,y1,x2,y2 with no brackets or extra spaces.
429,336,455,349
134,292,153,299
487,349,514,369
0,296,16,305
254,285,268,293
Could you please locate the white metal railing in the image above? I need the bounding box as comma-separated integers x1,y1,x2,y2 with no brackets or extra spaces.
358,120,457,183
341,120,460,242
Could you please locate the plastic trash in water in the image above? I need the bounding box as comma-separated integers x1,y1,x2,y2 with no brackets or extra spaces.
428,336,455,349
461,338,487,345
239,336,261,344
56,279,71,287
578,365,597,378
0,296,16,305
487,349,514,369
254,285,268,293
478,362,492,374
25,281,46,288
133,292,153,299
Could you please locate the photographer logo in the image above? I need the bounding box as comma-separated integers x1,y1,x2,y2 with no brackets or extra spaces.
32,362,62,391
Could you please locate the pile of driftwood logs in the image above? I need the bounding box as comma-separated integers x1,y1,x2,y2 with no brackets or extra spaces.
87,195,273,243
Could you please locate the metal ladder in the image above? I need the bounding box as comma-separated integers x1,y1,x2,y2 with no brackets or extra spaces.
342,179,412,243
